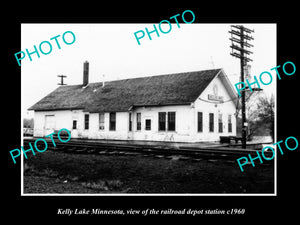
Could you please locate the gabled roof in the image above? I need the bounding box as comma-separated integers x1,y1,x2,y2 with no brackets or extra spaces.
29,69,228,112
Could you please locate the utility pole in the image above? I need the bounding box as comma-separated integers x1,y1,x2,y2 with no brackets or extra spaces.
57,75,67,86
229,25,254,149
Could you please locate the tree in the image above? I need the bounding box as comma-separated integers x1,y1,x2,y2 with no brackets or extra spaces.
236,93,275,142
247,94,275,142
23,118,34,128
256,94,275,141
235,89,261,139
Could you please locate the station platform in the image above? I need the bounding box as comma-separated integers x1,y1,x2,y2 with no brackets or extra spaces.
24,136,266,151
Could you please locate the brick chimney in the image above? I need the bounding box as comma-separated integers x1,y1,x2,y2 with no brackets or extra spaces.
83,61,89,86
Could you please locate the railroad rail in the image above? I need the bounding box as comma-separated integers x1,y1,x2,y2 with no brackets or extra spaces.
23,138,274,163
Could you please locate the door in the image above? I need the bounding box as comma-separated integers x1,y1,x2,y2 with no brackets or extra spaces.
44,115,55,136
71,119,78,138
127,112,133,140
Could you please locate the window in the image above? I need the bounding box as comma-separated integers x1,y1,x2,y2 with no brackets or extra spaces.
145,119,151,130
209,113,214,132
218,113,223,133
158,112,166,131
109,112,116,131
197,112,203,132
129,113,132,131
168,112,176,131
136,113,141,130
99,113,105,130
72,120,77,129
84,114,89,130
228,115,232,133
158,112,176,131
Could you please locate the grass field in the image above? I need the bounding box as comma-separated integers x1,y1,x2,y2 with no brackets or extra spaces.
23,150,274,194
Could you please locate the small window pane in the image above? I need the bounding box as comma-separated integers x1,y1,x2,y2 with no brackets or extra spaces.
218,114,223,133
72,120,77,129
198,112,203,132
109,112,116,131
99,113,105,130
145,119,151,130
168,112,176,131
228,115,232,133
129,113,132,131
209,113,214,132
84,114,89,130
158,112,166,131
137,113,141,130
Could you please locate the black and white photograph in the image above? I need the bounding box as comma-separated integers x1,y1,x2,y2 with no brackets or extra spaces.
4,3,300,221
21,23,276,195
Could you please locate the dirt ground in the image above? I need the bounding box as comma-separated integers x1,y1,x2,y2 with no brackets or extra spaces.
23,150,274,194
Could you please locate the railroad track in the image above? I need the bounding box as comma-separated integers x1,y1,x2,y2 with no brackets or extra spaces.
23,138,274,163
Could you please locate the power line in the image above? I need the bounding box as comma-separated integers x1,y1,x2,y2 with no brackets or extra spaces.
229,25,254,149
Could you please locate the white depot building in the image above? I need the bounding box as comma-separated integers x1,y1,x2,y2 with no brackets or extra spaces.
29,61,237,142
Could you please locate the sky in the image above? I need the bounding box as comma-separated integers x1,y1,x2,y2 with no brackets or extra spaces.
21,23,276,118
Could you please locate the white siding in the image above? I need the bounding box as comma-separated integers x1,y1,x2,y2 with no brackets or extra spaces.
33,110,73,137
193,74,236,141
33,110,129,140
130,105,193,142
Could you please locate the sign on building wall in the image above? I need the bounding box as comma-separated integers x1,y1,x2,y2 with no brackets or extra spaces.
208,84,224,101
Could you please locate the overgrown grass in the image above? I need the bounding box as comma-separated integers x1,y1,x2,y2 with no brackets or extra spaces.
23,150,274,194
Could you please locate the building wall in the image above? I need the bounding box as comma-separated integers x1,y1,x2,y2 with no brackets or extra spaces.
33,106,195,141
192,74,237,141
129,105,194,142
33,110,73,137
33,110,129,140
86,112,129,140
